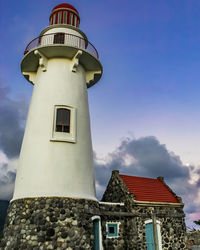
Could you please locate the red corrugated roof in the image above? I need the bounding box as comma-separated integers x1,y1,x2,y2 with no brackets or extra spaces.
119,174,180,203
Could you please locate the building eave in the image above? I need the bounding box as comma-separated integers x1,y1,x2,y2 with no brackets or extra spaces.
133,200,184,207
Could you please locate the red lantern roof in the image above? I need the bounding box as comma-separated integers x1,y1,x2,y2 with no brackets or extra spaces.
119,174,181,203
49,3,80,27
52,3,79,14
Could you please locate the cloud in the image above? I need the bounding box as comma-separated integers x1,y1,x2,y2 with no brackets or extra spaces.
0,82,28,159
95,136,190,192
0,153,17,200
94,136,200,228
0,81,28,200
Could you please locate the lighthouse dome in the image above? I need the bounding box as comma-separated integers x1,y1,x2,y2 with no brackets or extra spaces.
49,3,80,28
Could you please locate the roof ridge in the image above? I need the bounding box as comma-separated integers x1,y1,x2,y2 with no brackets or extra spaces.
119,174,159,181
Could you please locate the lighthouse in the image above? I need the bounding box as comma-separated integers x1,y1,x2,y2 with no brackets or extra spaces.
13,3,102,200
1,3,103,249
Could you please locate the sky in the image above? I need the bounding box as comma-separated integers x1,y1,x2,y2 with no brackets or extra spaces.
0,0,200,229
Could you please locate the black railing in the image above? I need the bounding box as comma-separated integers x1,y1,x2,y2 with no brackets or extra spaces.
24,32,99,58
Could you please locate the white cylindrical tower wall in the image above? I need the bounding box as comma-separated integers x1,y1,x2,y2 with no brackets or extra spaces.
13,58,96,200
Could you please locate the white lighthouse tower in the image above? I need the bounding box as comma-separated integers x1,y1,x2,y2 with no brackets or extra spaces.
13,3,102,201
2,4,104,249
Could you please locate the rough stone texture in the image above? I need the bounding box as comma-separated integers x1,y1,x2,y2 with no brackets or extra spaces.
0,197,99,250
186,230,200,249
101,170,187,250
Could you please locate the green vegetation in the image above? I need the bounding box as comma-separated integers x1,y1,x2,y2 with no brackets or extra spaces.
194,220,200,226
0,200,9,236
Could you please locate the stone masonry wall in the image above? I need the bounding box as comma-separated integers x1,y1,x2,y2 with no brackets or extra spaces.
133,205,186,250
186,230,200,249
99,202,186,250
0,197,99,250
101,170,187,250
100,203,138,250
102,171,133,205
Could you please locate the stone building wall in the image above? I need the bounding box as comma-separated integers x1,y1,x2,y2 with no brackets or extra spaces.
102,170,133,205
133,205,186,249
99,202,186,250
99,202,138,250
101,170,187,250
0,197,99,250
186,230,200,249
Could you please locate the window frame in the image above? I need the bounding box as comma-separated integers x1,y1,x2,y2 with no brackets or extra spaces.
55,108,70,133
51,105,76,143
74,15,77,27
63,11,67,24
106,222,120,238
58,11,62,24
69,13,73,25
53,33,65,44
53,14,56,24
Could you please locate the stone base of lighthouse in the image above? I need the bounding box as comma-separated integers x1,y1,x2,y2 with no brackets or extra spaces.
0,197,99,250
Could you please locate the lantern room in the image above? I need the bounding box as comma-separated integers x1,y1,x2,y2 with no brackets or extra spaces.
49,3,80,27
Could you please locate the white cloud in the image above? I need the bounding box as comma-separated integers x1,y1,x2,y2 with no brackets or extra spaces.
0,151,17,200
94,136,200,228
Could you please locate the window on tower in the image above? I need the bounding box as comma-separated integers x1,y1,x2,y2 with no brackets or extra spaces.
58,11,62,24
74,15,77,27
53,13,56,24
63,11,67,24
51,106,76,143
53,33,65,44
69,13,73,25
56,108,70,133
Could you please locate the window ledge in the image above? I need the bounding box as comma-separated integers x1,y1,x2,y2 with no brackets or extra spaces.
107,235,120,239
50,137,76,143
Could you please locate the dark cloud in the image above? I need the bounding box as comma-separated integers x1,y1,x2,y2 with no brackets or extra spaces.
95,136,190,192
118,136,190,179
0,82,28,158
0,82,28,200
0,162,16,200
94,136,200,227
196,178,200,188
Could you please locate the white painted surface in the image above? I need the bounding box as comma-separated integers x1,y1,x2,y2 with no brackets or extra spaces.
43,27,83,37
41,27,86,50
13,57,97,200
91,216,104,250
99,202,124,206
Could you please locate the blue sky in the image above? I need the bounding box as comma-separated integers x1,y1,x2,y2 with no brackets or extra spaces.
0,0,200,228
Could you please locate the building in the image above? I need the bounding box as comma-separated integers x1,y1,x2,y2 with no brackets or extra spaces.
100,170,187,249
0,3,187,250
